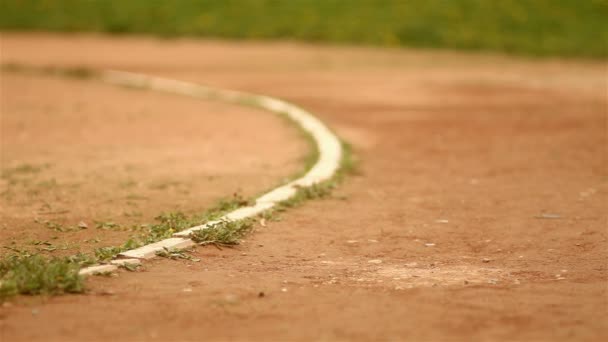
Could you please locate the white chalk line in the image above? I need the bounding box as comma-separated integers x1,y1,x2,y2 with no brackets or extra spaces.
79,70,342,274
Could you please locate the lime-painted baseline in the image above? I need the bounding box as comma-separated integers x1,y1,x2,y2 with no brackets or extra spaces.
79,70,342,275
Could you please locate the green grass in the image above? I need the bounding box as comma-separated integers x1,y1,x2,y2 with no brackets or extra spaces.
0,254,85,299
190,219,255,247
0,0,606,58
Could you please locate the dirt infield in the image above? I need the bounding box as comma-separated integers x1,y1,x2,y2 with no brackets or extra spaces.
1,33,607,341
0,70,307,257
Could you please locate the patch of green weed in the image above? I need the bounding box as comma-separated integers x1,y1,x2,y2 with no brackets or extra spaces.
189,218,254,247
0,254,85,299
155,247,200,262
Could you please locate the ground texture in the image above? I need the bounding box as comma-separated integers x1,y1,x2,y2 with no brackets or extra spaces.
0,33,607,341
0,71,306,258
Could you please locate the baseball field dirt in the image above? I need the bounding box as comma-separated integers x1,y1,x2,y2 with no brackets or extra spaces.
0,33,606,341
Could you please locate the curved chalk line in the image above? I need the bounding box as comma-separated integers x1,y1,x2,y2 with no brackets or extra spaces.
80,70,342,275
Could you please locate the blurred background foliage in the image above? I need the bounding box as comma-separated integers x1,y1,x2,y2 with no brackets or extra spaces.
1,0,606,58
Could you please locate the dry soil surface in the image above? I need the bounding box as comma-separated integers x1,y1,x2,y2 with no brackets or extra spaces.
0,70,307,257
0,33,606,341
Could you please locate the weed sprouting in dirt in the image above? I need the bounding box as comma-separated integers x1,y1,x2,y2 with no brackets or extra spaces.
0,62,97,79
189,219,254,247
87,193,253,261
1,163,49,179
155,247,200,262
34,219,89,233
0,253,85,299
94,221,121,230
208,193,252,214
94,238,142,261
275,141,355,213
118,263,140,272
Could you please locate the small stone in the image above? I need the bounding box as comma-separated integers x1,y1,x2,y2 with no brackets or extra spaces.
182,288,193,292
463,280,469,285
346,240,358,244
435,219,449,224
281,288,288,293
482,258,491,263
258,291,265,298
77,221,88,229
367,239,378,243
425,243,436,247
368,259,382,264
405,262,418,267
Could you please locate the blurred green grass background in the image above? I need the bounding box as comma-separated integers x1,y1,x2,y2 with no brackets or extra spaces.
1,0,606,58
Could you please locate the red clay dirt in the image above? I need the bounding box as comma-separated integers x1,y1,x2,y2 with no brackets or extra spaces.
0,33,607,341
0,71,307,257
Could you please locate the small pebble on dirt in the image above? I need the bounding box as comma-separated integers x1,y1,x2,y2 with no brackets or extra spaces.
368,259,382,264
346,240,358,244
281,288,288,292
368,239,378,243
183,288,193,292
258,291,265,298
78,221,88,229
425,243,436,247
482,258,491,263
435,219,449,224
